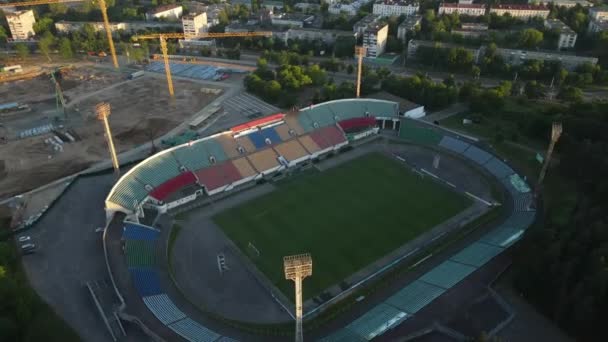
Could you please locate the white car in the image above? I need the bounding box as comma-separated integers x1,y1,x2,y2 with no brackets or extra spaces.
18,236,31,243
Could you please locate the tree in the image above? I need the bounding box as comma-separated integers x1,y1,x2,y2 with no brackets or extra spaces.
557,86,583,102
38,32,55,62
59,38,73,59
263,80,281,101
14,44,29,60
0,27,7,45
306,64,327,86
346,64,354,75
518,29,544,49
33,17,54,35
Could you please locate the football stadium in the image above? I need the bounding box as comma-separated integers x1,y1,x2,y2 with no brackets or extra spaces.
93,97,537,341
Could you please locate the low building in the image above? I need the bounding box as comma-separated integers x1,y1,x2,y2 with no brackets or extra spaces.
529,0,592,8
354,14,380,36
5,10,36,41
287,28,355,44
489,4,549,20
146,4,183,21
406,39,482,63
438,3,486,17
589,6,608,22
329,0,372,16
363,23,389,58
182,13,208,38
271,13,314,28
495,47,598,70
588,19,608,33
452,23,489,38
397,15,421,41
545,19,577,49
372,0,419,18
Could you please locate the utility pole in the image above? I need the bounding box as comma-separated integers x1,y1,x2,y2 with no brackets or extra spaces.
355,46,366,98
535,122,562,197
284,254,312,342
96,102,120,176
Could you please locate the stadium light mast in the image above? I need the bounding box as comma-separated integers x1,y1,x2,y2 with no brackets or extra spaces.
355,46,366,98
96,102,120,176
535,122,562,197
284,253,312,342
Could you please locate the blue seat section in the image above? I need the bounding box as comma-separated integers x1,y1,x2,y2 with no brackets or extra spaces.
246,131,268,149
346,303,408,341
259,127,282,144
514,192,534,211
319,328,367,342
463,145,493,165
129,268,163,297
109,176,148,211
168,318,221,342
142,294,187,325
450,242,504,268
130,153,181,187
123,222,160,240
385,280,445,314
439,136,471,154
420,260,476,289
483,157,515,179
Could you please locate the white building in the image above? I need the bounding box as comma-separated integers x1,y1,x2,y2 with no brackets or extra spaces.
489,4,550,20
545,19,577,49
271,13,314,28
589,6,608,22
530,0,592,8
363,23,388,58
588,19,608,33
287,28,354,44
438,3,486,17
329,0,372,16
397,15,421,41
6,10,36,41
182,12,207,37
372,0,419,18
353,14,380,36
146,4,183,21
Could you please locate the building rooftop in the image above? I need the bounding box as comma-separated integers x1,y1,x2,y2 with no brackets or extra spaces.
589,6,608,13
183,12,205,20
491,4,548,10
354,14,380,28
5,9,32,17
545,19,575,34
364,23,388,33
399,15,422,28
440,3,485,9
374,0,419,6
148,4,182,15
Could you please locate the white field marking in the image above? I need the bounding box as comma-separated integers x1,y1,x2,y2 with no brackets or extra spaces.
410,254,433,269
420,168,439,179
445,181,456,188
396,156,406,162
465,191,493,206
430,231,447,242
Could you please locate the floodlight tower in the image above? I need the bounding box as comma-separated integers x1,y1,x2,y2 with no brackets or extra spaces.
535,122,562,196
355,46,366,98
96,102,120,176
284,253,312,342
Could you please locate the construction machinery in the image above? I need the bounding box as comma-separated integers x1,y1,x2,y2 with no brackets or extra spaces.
132,32,272,97
0,0,119,69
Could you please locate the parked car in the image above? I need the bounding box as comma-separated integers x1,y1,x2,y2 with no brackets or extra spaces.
18,235,31,243
21,243,36,254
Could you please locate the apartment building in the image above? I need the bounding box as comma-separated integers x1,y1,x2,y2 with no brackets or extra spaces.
489,4,550,20
545,19,577,49
372,0,419,18
438,3,486,17
363,23,389,58
6,10,36,40
182,12,208,37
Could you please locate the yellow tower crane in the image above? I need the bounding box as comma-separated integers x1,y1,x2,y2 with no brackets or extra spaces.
0,0,119,69
132,32,272,97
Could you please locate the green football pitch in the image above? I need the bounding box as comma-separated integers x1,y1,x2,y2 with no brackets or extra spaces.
213,153,471,300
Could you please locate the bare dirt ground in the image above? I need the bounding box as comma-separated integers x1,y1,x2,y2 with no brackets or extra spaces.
0,67,220,199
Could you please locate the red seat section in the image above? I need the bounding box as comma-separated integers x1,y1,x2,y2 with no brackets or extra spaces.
149,171,197,201
231,113,284,133
338,117,376,132
310,125,347,149
195,161,242,191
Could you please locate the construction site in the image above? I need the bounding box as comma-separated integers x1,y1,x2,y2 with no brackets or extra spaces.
0,65,223,199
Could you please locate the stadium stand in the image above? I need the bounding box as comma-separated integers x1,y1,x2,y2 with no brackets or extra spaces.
398,120,442,145
123,222,160,240
483,157,515,180
302,104,338,128
273,123,295,141
214,133,242,159
449,242,504,268
230,113,284,133
338,117,377,132
513,193,534,211
231,157,257,179
246,148,281,174
130,154,181,187
438,136,471,154
345,303,408,340
125,240,157,267
172,140,212,171
142,294,187,325
310,125,347,150
129,268,163,297
385,280,446,314
168,318,221,342
420,260,477,289
297,135,322,155
201,138,229,163
246,127,282,149
234,135,257,153
108,177,149,212
463,145,493,165
273,140,309,163
195,161,242,193
149,171,197,201
283,114,306,135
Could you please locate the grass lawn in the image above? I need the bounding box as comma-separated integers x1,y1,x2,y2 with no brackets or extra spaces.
213,153,471,301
